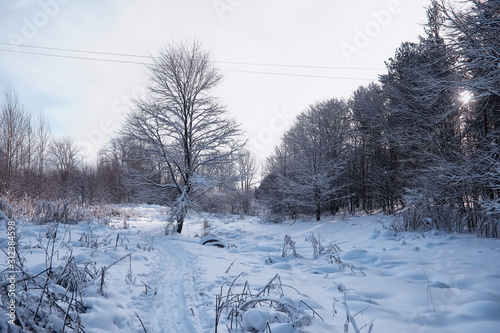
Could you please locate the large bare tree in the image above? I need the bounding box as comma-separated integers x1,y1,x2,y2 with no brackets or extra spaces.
122,40,243,233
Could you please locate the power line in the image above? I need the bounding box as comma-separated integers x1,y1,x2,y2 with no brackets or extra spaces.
0,47,376,81
222,68,374,80
0,42,152,59
0,41,385,71
216,60,382,71
0,48,152,65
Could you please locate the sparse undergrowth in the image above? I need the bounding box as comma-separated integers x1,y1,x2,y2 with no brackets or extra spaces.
0,195,134,226
0,216,92,332
215,273,319,333
0,199,152,332
3,204,496,332
392,200,499,238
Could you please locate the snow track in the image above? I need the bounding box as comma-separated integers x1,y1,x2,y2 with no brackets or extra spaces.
138,238,209,333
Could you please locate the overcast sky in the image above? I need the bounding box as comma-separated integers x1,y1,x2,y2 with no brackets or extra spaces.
0,0,430,164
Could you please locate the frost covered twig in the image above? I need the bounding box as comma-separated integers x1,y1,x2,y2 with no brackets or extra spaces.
334,283,374,333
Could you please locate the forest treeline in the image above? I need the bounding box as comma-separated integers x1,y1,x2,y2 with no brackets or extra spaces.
257,0,499,236
1,0,498,236
0,85,256,216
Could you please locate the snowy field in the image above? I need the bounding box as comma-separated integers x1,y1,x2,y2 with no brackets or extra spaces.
1,204,500,332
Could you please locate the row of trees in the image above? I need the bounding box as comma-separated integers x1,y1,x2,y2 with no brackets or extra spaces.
0,86,258,220
0,88,141,205
0,89,75,200
1,42,258,234
258,0,499,237
257,99,349,220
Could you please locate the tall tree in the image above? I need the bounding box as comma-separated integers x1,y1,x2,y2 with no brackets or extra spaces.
260,99,348,220
235,150,258,214
258,140,298,219
98,138,129,203
350,83,395,213
379,2,462,228
121,40,243,233
33,113,51,198
0,87,32,196
439,0,500,236
48,136,81,198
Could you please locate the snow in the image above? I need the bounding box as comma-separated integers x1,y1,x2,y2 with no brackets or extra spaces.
242,309,270,332
1,204,500,332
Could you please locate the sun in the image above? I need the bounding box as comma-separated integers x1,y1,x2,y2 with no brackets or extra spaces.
459,90,473,104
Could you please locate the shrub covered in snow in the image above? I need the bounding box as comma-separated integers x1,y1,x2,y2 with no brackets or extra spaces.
215,273,319,332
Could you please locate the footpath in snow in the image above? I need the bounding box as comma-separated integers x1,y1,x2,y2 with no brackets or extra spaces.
1,204,500,332
134,239,210,332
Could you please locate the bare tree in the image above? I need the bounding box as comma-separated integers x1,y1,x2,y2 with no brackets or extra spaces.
235,150,258,214
34,113,51,197
121,40,244,233
0,87,31,195
48,136,82,198
98,137,130,203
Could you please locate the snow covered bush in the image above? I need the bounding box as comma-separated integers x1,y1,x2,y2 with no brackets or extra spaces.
479,199,500,238
0,224,91,331
0,199,133,332
306,233,325,258
260,211,287,224
392,190,499,237
201,218,212,237
0,194,120,226
31,199,116,225
215,274,319,332
281,235,302,258
392,191,454,233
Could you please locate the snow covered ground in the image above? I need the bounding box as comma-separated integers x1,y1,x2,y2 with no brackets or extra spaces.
1,204,500,332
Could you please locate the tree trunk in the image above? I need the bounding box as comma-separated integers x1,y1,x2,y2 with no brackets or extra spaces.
176,202,187,234
176,217,184,234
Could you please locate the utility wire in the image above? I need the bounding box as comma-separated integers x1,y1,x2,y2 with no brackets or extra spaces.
0,42,151,59
0,41,384,71
221,68,374,80
0,48,152,65
215,60,383,71
0,47,376,81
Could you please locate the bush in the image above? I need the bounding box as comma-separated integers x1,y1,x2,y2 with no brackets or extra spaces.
1,194,118,225
215,274,318,332
392,193,499,237
0,211,92,331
